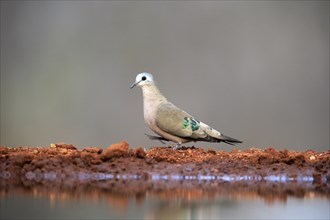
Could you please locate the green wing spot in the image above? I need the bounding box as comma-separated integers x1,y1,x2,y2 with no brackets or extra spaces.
190,118,199,131
182,117,189,129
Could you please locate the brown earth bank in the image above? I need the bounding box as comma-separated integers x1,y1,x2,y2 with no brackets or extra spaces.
1,141,330,202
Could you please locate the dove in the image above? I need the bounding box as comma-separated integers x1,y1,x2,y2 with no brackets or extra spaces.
130,72,242,149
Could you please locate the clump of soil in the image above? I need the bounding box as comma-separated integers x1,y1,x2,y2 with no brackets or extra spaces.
1,141,329,200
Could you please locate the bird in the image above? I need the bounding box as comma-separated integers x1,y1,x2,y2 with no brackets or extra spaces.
130,72,242,149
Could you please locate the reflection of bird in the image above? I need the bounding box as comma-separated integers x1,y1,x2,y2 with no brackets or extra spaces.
130,72,242,149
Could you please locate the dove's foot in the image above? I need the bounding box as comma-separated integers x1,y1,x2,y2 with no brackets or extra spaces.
145,134,169,144
172,143,182,150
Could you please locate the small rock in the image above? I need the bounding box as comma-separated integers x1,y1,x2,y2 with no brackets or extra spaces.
309,155,316,160
207,148,217,155
132,147,146,158
54,143,77,150
59,148,68,154
83,147,103,154
101,141,129,161
265,147,276,154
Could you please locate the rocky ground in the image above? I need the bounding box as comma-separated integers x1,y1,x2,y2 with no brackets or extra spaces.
1,141,329,202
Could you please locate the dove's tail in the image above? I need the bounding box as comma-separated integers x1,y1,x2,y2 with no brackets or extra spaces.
196,134,242,145
216,134,242,145
195,121,242,145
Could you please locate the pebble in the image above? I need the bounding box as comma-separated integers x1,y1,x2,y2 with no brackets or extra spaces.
309,155,316,160
101,140,129,161
55,143,77,150
83,147,103,154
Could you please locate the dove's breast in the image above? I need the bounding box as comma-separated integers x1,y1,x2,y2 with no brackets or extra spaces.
143,97,158,128
141,85,165,131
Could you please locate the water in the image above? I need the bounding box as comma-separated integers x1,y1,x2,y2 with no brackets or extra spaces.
1,171,329,219
1,192,329,219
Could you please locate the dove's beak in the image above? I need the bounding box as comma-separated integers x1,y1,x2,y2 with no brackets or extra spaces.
130,80,140,89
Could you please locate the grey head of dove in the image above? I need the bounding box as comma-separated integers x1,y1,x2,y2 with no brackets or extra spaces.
130,72,242,149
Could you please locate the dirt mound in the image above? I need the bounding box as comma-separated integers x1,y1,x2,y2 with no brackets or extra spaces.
1,141,329,199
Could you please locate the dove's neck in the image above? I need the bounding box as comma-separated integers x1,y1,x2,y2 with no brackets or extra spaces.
141,84,167,124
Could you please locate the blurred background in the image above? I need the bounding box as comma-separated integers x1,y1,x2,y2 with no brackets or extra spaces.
1,1,329,151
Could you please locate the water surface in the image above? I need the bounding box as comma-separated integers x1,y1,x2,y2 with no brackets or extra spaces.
1,171,329,219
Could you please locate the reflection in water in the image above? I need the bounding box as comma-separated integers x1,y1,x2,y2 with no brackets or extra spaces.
1,171,329,219
7,170,323,182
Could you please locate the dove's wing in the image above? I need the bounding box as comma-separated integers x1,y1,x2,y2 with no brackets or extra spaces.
155,102,242,144
155,102,194,137
155,102,214,139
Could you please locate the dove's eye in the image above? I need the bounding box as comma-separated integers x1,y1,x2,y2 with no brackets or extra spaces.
142,76,147,81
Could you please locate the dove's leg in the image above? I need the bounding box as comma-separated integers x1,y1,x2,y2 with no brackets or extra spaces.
172,142,182,150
